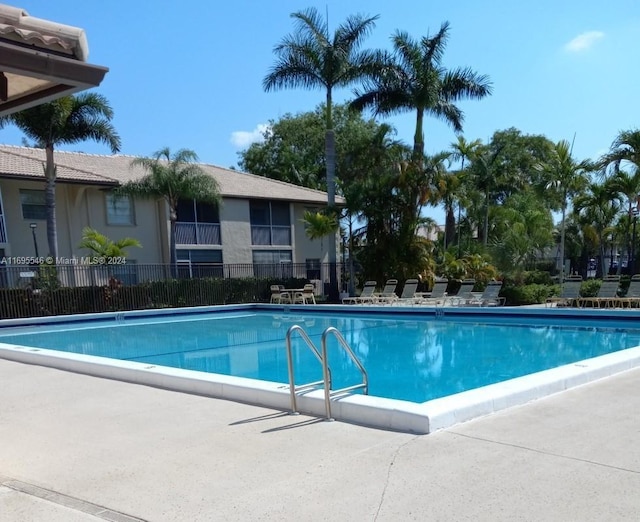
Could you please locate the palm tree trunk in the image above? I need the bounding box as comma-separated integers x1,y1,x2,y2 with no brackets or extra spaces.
445,205,455,249
413,109,424,160
325,89,338,302
559,200,566,281
169,206,177,277
348,213,355,296
44,145,58,260
483,189,490,247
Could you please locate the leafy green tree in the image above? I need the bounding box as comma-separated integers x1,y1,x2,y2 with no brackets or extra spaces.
535,140,592,280
490,193,554,273
238,104,383,190
264,7,379,301
351,21,491,160
78,227,141,258
0,93,121,259
119,148,220,267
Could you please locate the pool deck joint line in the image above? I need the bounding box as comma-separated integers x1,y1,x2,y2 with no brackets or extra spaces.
0,474,148,522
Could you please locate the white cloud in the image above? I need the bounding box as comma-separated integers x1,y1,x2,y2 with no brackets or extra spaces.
564,31,604,53
230,123,270,148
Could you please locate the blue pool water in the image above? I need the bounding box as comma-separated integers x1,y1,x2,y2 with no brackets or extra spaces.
1,310,640,403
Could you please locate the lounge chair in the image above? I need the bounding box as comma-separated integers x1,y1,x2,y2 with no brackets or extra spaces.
293,284,316,304
374,279,399,304
577,275,620,308
392,278,420,305
449,279,476,306
546,276,582,308
461,280,505,307
342,280,377,304
616,274,640,308
415,278,449,306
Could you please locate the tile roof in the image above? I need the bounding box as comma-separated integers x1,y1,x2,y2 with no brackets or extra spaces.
0,5,88,60
0,145,345,204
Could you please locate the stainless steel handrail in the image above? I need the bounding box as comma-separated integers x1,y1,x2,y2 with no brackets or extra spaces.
321,327,369,421
285,325,331,417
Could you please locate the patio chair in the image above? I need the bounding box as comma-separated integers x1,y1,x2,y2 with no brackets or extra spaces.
270,284,291,304
448,279,476,306
293,284,316,305
461,280,505,307
616,274,640,308
342,280,377,304
546,276,582,308
577,275,620,308
374,279,399,304
392,278,420,305
415,278,449,306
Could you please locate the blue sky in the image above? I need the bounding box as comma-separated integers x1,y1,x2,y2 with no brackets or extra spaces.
3,1,640,222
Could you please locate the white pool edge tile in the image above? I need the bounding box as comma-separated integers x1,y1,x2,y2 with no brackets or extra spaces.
2,341,640,434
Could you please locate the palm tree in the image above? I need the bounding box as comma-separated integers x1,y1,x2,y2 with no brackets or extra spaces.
535,140,592,281
301,210,339,251
119,148,221,268
466,144,505,246
603,169,640,270
574,182,620,277
78,227,141,258
450,136,481,253
264,7,379,301
351,22,492,161
0,93,121,259
599,129,640,177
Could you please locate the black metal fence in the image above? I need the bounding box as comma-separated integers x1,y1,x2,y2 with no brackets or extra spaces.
0,263,355,319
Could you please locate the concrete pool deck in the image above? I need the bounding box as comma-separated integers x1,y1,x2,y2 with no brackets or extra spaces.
1,358,639,521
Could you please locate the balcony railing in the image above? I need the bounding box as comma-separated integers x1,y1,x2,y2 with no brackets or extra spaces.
0,214,6,243
251,225,291,246
175,222,221,245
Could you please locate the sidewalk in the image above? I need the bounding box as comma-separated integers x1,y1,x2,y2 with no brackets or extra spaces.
1,358,639,521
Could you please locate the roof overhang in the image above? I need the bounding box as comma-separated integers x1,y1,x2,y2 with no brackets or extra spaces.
0,5,108,116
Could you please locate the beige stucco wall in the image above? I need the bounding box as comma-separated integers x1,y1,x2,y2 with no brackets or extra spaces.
0,178,163,263
0,181,335,275
219,198,252,264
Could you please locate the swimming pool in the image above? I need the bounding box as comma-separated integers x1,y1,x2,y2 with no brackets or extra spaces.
2,304,640,433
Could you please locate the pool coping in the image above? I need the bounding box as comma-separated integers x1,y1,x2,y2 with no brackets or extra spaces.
2,303,640,434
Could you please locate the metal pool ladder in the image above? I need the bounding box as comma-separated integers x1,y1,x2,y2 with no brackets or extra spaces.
285,325,368,421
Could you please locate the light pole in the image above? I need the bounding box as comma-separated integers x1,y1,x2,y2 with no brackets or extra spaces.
29,223,39,258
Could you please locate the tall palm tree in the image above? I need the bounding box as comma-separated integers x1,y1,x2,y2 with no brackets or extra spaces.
599,129,640,177
351,22,492,161
0,93,120,259
603,169,640,270
119,148,221,268
535,140,592,281
450,136,481,254
467,144,505,246
574,182,620,277
264,7,379,301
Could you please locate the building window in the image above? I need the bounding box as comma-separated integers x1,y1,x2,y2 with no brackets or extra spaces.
177,249,223,278
20,189,46,220
252,249,293,278
175,199,221,245
105,193,135,225
306,258,321,280
112,260,138,285
250,200,291,245
176,199,219,223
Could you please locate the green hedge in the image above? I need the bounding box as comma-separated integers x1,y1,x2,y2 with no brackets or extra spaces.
0,276,308,319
